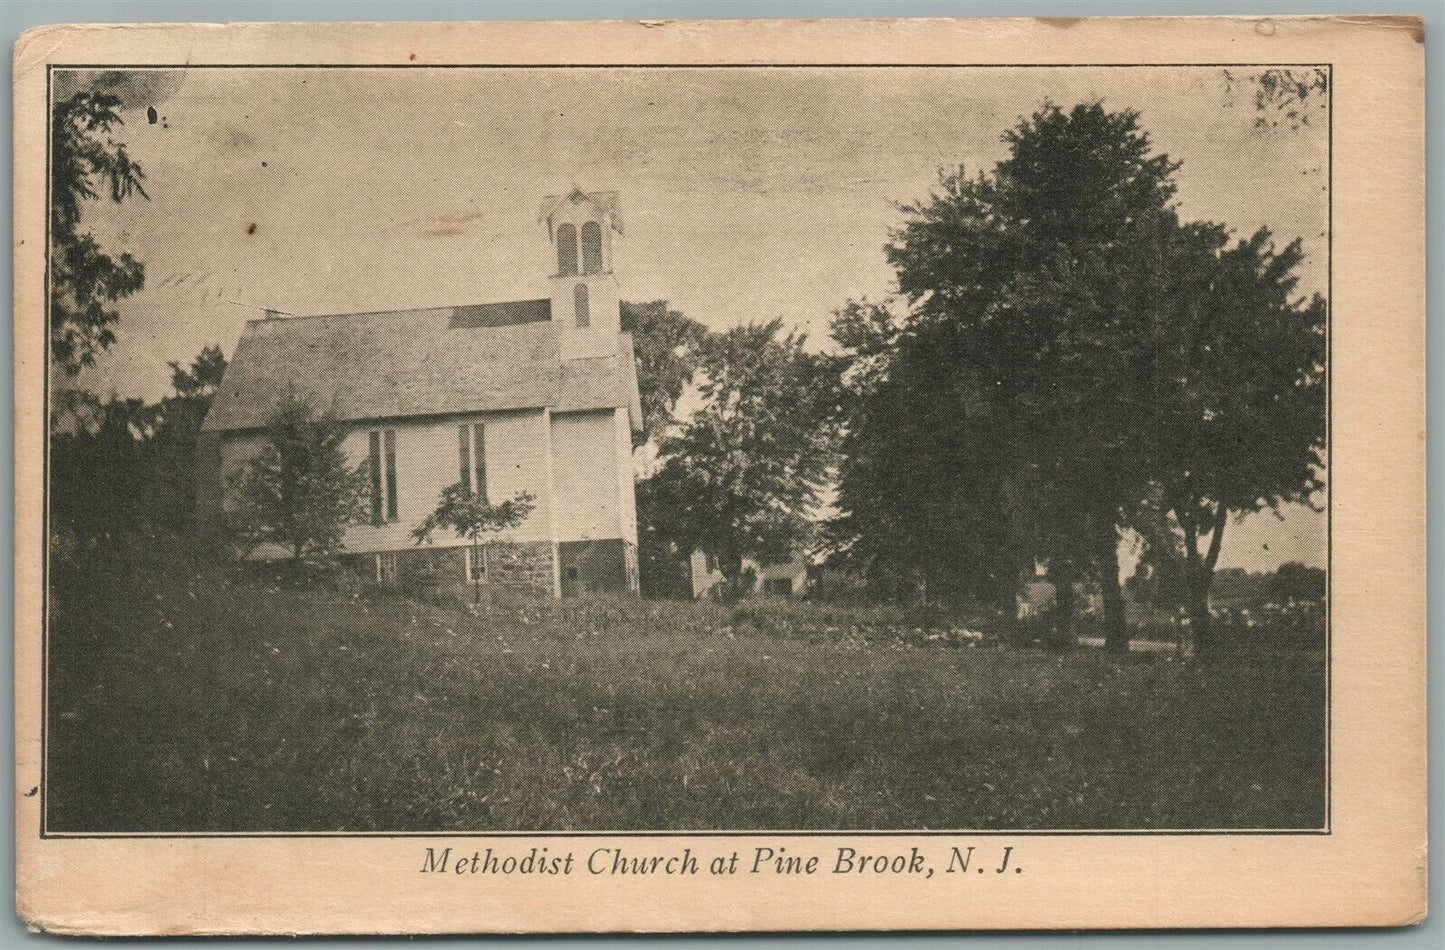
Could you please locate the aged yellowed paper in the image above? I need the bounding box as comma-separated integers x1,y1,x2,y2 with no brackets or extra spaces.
13,16,1425,934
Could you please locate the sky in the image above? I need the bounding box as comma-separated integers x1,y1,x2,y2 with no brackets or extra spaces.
59,65,1329,571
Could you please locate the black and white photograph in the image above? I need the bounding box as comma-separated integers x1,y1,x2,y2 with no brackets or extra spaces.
13,11,1433,936
39,58,1336,837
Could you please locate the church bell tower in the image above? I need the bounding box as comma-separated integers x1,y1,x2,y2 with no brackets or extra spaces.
539,189,623,360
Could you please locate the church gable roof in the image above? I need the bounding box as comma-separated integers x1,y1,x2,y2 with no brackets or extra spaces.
201,304,639,433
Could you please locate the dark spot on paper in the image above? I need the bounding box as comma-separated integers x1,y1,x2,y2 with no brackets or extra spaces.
261,161,268,168
246,223,258,235
409,52,418,61
147,106,157,124
24,786,37,798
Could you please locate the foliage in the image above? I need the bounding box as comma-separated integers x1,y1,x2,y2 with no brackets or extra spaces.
827,309,1019,606
1144,226,1326,648
1222,67,1329,131
643,319,838,590
412,483,536,603
834,103,1184,634
1267,562,1326,604
633,475,696,598
50,90,148,377
620,299,708,446
49,346,227,544
227,393,369,563
831,101,1325,654
619,299,708,594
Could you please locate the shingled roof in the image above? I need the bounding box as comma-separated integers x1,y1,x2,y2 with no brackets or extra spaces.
201,304,642,434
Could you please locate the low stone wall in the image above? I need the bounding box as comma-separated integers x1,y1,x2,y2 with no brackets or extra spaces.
346,541,555,598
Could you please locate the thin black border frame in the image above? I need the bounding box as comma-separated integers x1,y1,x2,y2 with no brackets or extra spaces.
37,60,1333,840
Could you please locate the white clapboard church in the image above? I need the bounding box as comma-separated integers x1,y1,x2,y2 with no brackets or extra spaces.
197,189,643,597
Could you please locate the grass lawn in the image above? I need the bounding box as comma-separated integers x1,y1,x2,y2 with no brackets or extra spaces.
46,553,1326,832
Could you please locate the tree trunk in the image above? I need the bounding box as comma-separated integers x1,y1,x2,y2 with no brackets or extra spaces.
1187,578,1212,657
1046,560,1077,651
718,552,745,601
1188,505,1229,659
1100,569,1128,652
291,540,307,586
1098,529,1129,652
472,538,481,605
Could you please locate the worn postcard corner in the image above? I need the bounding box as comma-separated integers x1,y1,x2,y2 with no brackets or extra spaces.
12,15,1425,936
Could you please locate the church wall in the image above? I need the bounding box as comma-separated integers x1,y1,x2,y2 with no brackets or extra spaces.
549,409,623,542
215,408,555,558
613,407,639,547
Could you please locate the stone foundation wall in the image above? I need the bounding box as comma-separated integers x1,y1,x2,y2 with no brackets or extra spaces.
347,541,555,598
482,541,556,595
558,539,639,596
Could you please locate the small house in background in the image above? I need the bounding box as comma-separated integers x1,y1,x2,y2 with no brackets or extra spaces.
197,189,644,598
1015,576,1105,621
1015,579,1057,620
690,550,813,599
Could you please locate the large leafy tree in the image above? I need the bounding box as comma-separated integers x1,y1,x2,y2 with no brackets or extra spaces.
1144,226,1326,651
645,319,837,588
618,300,709,596
50,90,147,377
620,299,708,446
228,394,369,564
828,300,1020,605
835,101,1323,652
49,346,227,542
837,103,1182,640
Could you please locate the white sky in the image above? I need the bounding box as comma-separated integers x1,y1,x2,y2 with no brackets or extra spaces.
64,65,1328,571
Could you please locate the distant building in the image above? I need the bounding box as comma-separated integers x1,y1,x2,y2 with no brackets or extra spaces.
197,189,643,597
690,551,812,599
1015,577,1103,620
1015,579,1057,620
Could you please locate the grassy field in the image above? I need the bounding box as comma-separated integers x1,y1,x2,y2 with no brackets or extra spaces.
46,550,1326,832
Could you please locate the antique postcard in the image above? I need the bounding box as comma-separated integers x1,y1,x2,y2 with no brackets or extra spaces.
12,16,1425,934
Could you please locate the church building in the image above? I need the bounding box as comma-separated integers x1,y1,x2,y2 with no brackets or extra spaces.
197,189,643,597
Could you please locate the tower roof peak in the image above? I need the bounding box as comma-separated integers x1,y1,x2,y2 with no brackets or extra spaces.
537,188,623,235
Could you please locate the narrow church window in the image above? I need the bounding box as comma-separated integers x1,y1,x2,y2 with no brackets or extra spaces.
368,431,383,525
458,422,487,501
574,283,590,328
369,428,399,525
383,430,398,521
556,222,578,275
458,425,470,489
580,220,603,273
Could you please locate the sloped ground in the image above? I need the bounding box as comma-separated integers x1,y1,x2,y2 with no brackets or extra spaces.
45,549,1325,832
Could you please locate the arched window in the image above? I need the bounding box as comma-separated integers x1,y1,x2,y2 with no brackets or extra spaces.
556,223,578,276
573,283,590,328
580,220,604,274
